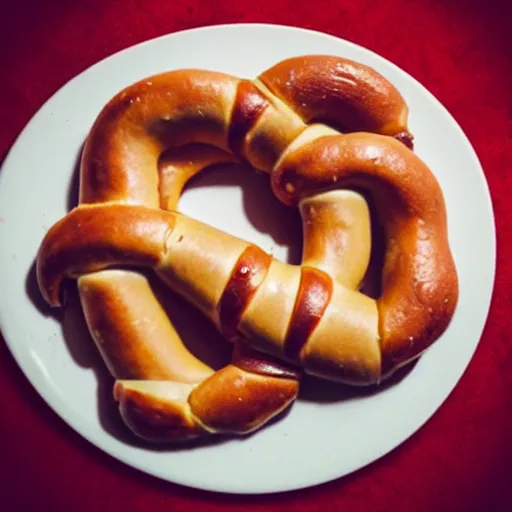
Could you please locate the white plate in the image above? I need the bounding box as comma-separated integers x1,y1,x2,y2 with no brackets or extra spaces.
0,23,495,494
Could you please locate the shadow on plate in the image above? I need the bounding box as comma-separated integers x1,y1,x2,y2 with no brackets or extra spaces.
299,360,417,403
181,161,304,265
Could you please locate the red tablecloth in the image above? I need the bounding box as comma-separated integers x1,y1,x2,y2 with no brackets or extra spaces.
1,1,511,510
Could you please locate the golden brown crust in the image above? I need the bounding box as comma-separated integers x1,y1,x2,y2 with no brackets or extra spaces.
272,132,458,369
35,55,458,442
237,260,302,358
78,271,213,382
155,214,251,324
37,133,457,381
241,80,306,172
258,55,412,143
217,245,272,340
299,189,372,289
228,81,271,159
188,365,299,434
114,381,205,442
300,283,381,384
114,366,299,440
79,69,239,206
36,204,175,306
284,267,333,361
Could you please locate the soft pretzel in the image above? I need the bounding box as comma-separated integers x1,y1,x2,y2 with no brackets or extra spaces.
35,55,458,442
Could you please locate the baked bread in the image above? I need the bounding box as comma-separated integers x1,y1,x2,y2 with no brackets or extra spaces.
36,55,458,441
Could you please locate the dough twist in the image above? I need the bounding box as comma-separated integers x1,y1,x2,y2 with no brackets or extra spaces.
36,55,457,441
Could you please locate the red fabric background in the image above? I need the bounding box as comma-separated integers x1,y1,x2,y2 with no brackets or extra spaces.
1,0,511,510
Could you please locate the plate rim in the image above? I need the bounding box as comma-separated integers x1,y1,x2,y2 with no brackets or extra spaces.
0,22,497,494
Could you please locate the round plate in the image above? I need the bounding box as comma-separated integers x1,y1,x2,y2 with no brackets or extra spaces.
0,23,495,494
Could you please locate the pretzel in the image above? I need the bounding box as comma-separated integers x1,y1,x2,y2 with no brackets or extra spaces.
35,55,458,442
